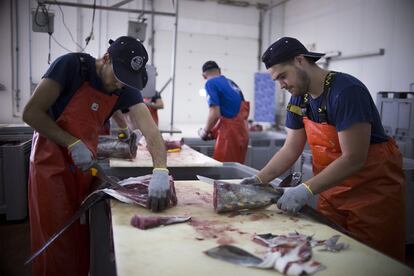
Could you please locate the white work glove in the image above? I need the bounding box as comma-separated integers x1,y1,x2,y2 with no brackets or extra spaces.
197,128,213,141
67,139,95,171
147,168,170,212
277,183,313,213
240,175,262,185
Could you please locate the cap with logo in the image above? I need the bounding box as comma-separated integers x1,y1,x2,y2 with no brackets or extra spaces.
262,37,325,69
108,36,148,90
202,60,220,73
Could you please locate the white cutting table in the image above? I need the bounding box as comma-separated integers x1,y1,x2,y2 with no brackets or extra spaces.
110,180,414,276
110,144,222,167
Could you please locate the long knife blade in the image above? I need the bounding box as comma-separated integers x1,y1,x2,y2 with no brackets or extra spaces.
25,191,107,265
196,175,215,185
26,164,122,265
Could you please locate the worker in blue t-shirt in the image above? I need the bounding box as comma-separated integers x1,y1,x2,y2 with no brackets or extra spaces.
198,61,249,163
241,37,405,260
23,36,170,276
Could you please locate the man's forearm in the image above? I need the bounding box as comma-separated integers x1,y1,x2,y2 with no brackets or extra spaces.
258,146,300,183
145,128,167,168
204,107,220,131
305,155,365,194
23,109,77,147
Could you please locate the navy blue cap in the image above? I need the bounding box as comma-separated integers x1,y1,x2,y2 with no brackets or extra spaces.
108,36,148,90
202,60,220,73
262,37,325,69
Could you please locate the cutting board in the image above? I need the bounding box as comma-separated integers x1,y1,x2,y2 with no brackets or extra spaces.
110,144,222,167
111,180,413,276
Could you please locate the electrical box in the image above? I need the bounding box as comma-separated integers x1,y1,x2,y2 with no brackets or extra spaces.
128,21,147,42
32,10,54,33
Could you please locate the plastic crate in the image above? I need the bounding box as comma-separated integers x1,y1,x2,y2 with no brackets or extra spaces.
376,92,414,138
0,137,32,220
183,138,216,158
247,131,286,169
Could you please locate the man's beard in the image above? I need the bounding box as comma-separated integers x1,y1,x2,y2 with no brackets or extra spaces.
292,66,310,96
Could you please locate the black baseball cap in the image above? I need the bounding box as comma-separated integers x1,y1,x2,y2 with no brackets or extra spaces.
202,60,220,73
262,37,325,69
108,36,148,90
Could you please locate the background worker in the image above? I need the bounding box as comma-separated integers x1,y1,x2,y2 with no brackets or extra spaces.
198,60,249,163
144,91,164,125
241,37,405,260
23,36,170,276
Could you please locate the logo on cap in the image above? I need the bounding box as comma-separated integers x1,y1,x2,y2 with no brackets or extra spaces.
131,56,143,71
91,102,99,111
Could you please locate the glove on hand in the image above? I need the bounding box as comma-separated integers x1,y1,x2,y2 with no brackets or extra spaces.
147,169,170,212
67,140,94,171
240,175,262,185
198,128,213,141
276,183,313,213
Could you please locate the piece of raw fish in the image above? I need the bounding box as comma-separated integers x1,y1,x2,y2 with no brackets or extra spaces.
130,215,191,230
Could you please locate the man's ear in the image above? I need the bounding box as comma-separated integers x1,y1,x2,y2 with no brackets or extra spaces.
295,55,305,66
202,73,207,80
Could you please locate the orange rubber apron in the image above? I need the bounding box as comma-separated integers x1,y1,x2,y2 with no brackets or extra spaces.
28,82,118,276
211,101,250,163
144,98,159,125
304,116,406,260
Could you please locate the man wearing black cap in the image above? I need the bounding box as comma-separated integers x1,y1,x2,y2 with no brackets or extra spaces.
199,61,250,163
241,37,405,260
23,36,170,275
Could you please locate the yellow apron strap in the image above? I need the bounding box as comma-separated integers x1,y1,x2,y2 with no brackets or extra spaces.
287,103,303,116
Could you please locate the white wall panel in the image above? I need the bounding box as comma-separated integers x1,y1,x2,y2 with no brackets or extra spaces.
3,0,411,125
268,0,414,109
0,0,15,123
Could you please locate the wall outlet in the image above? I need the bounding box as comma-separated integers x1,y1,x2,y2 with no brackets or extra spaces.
32,10,54,33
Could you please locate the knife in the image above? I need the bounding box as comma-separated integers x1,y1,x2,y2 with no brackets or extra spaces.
196,175,349,236
89,163,122,189
25,164,120,265
196,175,218,185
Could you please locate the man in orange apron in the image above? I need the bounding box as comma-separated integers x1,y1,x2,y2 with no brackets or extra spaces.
23,36,170,276
198,61,249,163
241,37,405,261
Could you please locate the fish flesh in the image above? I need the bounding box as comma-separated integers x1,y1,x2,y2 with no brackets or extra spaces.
97,132,138,159
164,138,184,151
92,174,177,207
130,215,191,230
205,231,349,275
213,180,283,213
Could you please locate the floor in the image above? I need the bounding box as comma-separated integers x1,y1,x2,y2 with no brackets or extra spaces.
0,216,31,276
1,215,414,276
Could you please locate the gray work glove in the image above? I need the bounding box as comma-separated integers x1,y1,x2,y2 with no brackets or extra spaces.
240,175,262,185
197,128,213,141
276,183,313,213
67,140,94,171
147,169,170,212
